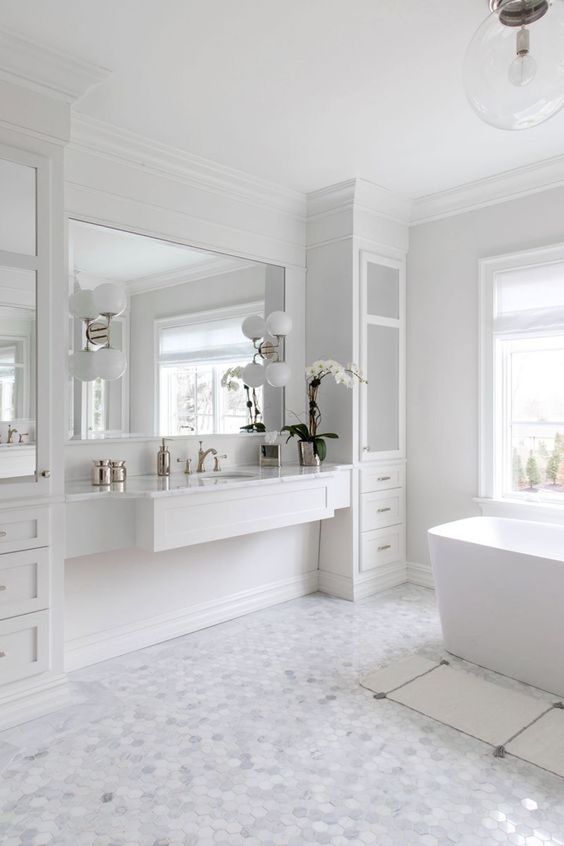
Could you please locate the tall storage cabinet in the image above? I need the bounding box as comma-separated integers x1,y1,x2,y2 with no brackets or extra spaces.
0,123,67,728
306,180,408,600
358,251,406,585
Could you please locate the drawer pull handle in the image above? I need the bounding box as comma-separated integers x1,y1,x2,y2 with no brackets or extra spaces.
41,470,51,478
0,530,6,538
377,476,391,482
0,651,5,658
378,544,392,551
0,585,6,591
377,507,392,513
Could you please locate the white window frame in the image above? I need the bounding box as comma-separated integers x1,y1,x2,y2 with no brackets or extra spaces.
479,242,564,512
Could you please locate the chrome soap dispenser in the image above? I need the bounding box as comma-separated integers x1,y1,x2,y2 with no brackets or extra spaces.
157,438,171,476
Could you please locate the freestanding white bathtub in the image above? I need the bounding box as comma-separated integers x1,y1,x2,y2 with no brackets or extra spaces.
428,516,564,697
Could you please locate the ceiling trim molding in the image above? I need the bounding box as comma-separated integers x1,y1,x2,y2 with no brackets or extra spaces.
307,178,411,226
411,154,564,225
70,113,306,220
0,26,110,104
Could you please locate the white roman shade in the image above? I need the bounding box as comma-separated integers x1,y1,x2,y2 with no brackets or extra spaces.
158,314,251,365
494,262,564,335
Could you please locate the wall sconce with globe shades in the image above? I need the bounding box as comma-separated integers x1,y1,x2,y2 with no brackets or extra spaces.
68,282,127,382
241,310,292,388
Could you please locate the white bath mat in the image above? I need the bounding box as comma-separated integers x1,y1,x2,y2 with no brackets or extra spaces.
361,657,564,777
506,707,564,778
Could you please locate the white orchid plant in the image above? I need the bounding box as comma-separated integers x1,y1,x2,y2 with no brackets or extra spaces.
282,359,366,461
221,366,265,433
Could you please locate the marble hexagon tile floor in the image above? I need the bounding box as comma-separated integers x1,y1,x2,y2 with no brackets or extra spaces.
2,586,564,846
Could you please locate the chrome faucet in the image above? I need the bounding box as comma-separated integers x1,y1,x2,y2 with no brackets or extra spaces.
7,425,18,444
197,441,217,473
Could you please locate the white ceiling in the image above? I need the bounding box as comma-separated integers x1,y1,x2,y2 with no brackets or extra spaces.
2,0,564,198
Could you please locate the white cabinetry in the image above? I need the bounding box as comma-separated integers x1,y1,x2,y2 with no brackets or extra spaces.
0,127,67,729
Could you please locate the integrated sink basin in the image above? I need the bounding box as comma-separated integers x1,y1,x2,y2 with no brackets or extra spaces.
198,471,259,483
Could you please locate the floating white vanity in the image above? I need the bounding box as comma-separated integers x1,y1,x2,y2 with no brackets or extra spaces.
65,465,351,555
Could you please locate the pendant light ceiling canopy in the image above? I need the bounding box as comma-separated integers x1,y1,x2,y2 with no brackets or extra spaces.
464,0,564,130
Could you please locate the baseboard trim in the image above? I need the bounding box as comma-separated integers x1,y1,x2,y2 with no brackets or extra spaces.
0,673,71,732
318,561,408,601
407,560,435,589
65,571,319,671
354,561,408,599
318,570,355,600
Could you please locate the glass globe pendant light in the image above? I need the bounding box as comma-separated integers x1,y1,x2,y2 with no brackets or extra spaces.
464,0,564,129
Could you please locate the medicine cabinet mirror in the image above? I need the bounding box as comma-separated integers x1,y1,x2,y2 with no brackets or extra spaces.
67,220,286,440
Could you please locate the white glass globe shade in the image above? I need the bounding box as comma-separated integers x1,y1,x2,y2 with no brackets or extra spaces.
241,314,266,340
266,310,292,337
69,288,98,319
242,361,266,387
93,283,127,317
95,347,127,381
68,350,99,382
265,361,291,387
463,0,564,130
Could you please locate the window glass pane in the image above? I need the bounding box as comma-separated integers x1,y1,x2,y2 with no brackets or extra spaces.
366,324,399,452
0,159,36,256
367,263,399,319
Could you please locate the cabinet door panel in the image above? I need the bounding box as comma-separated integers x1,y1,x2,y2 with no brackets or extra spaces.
0,158,36,256
367,262,399,319
366,324,400,453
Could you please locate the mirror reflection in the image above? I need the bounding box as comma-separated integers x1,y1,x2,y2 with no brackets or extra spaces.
67,221,285,440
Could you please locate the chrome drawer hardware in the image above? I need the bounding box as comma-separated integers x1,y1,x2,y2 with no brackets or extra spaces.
0,585,6,591
41,470,50,478
0,651,5,658
377,507,392,513
363,446,371,452
0,530,6,537
378,544,392,551
377,475,391,481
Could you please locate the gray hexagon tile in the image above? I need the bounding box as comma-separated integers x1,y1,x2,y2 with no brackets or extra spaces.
2,585,564,845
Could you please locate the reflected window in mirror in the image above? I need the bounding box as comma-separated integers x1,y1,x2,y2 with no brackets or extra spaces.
67,220,285,440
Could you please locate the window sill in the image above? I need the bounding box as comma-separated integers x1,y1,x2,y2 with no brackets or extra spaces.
473,496,564,524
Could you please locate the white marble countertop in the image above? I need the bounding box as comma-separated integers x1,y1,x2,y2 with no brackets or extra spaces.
65,463,351,502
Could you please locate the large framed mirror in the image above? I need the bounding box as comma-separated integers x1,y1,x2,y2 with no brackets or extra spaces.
67,220,286,440
0,156,38,481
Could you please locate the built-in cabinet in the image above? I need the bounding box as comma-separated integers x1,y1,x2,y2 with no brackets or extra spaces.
357,251,406,588
0,136,66,729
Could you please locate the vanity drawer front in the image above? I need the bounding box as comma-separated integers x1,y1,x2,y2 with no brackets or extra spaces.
360,525,405,572
360,464,404,493
360,489,404,531
0,548,50,620
0,508,50,554
0,610,50,686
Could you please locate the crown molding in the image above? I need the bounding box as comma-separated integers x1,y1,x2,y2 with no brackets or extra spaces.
307,178,411,225
0,26,110,104
411,154,564,225
70,113,306,221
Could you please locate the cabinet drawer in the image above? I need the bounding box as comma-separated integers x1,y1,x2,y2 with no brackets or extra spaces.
360,489,404,531
360,464,404,493
360,525,405,572
0,610,50,686
0,548,50,620
0,507,50,554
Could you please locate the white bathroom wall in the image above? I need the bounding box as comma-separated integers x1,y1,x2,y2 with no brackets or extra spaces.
407,185,564,576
